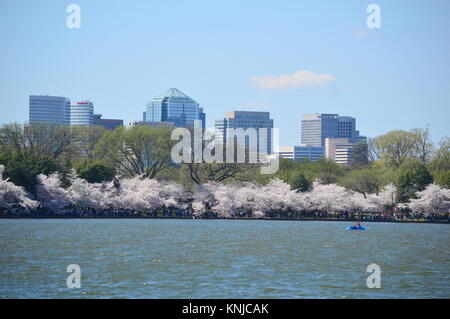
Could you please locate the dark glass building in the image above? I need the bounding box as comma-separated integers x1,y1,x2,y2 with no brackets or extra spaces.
93,114,123,130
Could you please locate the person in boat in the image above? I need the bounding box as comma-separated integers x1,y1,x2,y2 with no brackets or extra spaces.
354,221,361,229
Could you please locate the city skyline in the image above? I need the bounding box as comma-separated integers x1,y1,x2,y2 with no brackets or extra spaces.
13,89,445,147
1,0,449,146
1,1,449,303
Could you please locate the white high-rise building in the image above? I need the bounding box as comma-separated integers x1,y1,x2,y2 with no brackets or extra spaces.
325,138,354,166
29,95,71,126
301,113,361,146
70,101,94,126
300,113,338,147
215,111,274,155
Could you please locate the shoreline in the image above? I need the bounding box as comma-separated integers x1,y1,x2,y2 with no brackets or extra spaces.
0,216,448,224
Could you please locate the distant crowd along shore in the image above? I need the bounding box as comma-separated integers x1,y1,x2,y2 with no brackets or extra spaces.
1,208,449,224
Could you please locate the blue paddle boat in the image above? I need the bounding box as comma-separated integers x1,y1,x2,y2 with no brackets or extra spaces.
347,225,366,230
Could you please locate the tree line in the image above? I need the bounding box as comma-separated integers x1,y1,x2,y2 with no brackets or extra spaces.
0,123,449,217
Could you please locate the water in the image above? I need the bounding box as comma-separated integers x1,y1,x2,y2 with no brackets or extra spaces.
0,219,449,298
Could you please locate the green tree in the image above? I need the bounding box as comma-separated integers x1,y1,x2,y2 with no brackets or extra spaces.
433,171,450,189
177,129,261,185
375,130,416,168
70,125,107,161
0,123,72,158
255,158,307,185
182,162,260,185
429,137,450,188
370,160,399,187
75,160,116,183
396,159,433,202
307,158,347,184
0,123,73,194
0,150,60,194
290,172,311,192
95,126,175,178
410,126,434,164
368,137,382,162
341,167,381,198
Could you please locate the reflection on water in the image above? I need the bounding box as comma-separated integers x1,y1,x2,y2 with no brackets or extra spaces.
0,219,449,298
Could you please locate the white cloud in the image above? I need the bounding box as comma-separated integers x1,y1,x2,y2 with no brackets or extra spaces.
354,29,368,39
251,70,336,90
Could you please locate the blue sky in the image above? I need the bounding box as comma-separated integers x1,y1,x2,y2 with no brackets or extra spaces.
1,0,449,146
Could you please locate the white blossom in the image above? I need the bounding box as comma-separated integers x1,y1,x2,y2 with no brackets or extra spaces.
1,165,39,211
4,164,450,218
379,184,397,208
408,184,450,215
307,181,353,212
36,173,70,211
68,172,104,210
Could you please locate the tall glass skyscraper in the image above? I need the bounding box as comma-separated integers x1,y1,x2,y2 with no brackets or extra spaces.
29,95,71,126
300,113,362,147
146,88,205,129
301,113,339,147
70,101,94,126
337,116,357,143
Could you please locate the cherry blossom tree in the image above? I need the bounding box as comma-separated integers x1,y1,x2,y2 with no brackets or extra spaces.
345,183,397,213
256,179,303,215
350,193,384,213
96,180,121,210
158,181,189,211
36,173,70,212
114,176,161,211
408,183,450,215
306,180,353,212
191,183,216,217
192,179,306,218
204,182,235,218
1,165,39,211
233,182,262,217
67,171,104,210
8,164,450,219
378,183,397,209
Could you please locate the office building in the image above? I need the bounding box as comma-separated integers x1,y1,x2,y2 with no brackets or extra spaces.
70,101,94,126
93,114,123,130
325,138,354,166
145,88,205,129
337,116,357,142
199,107,206,130
277,145,325,161
215,111,274,155
334,146,353,166
300,113,338,147
356,135,368,144
29,95,70,126
301,113,363,146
